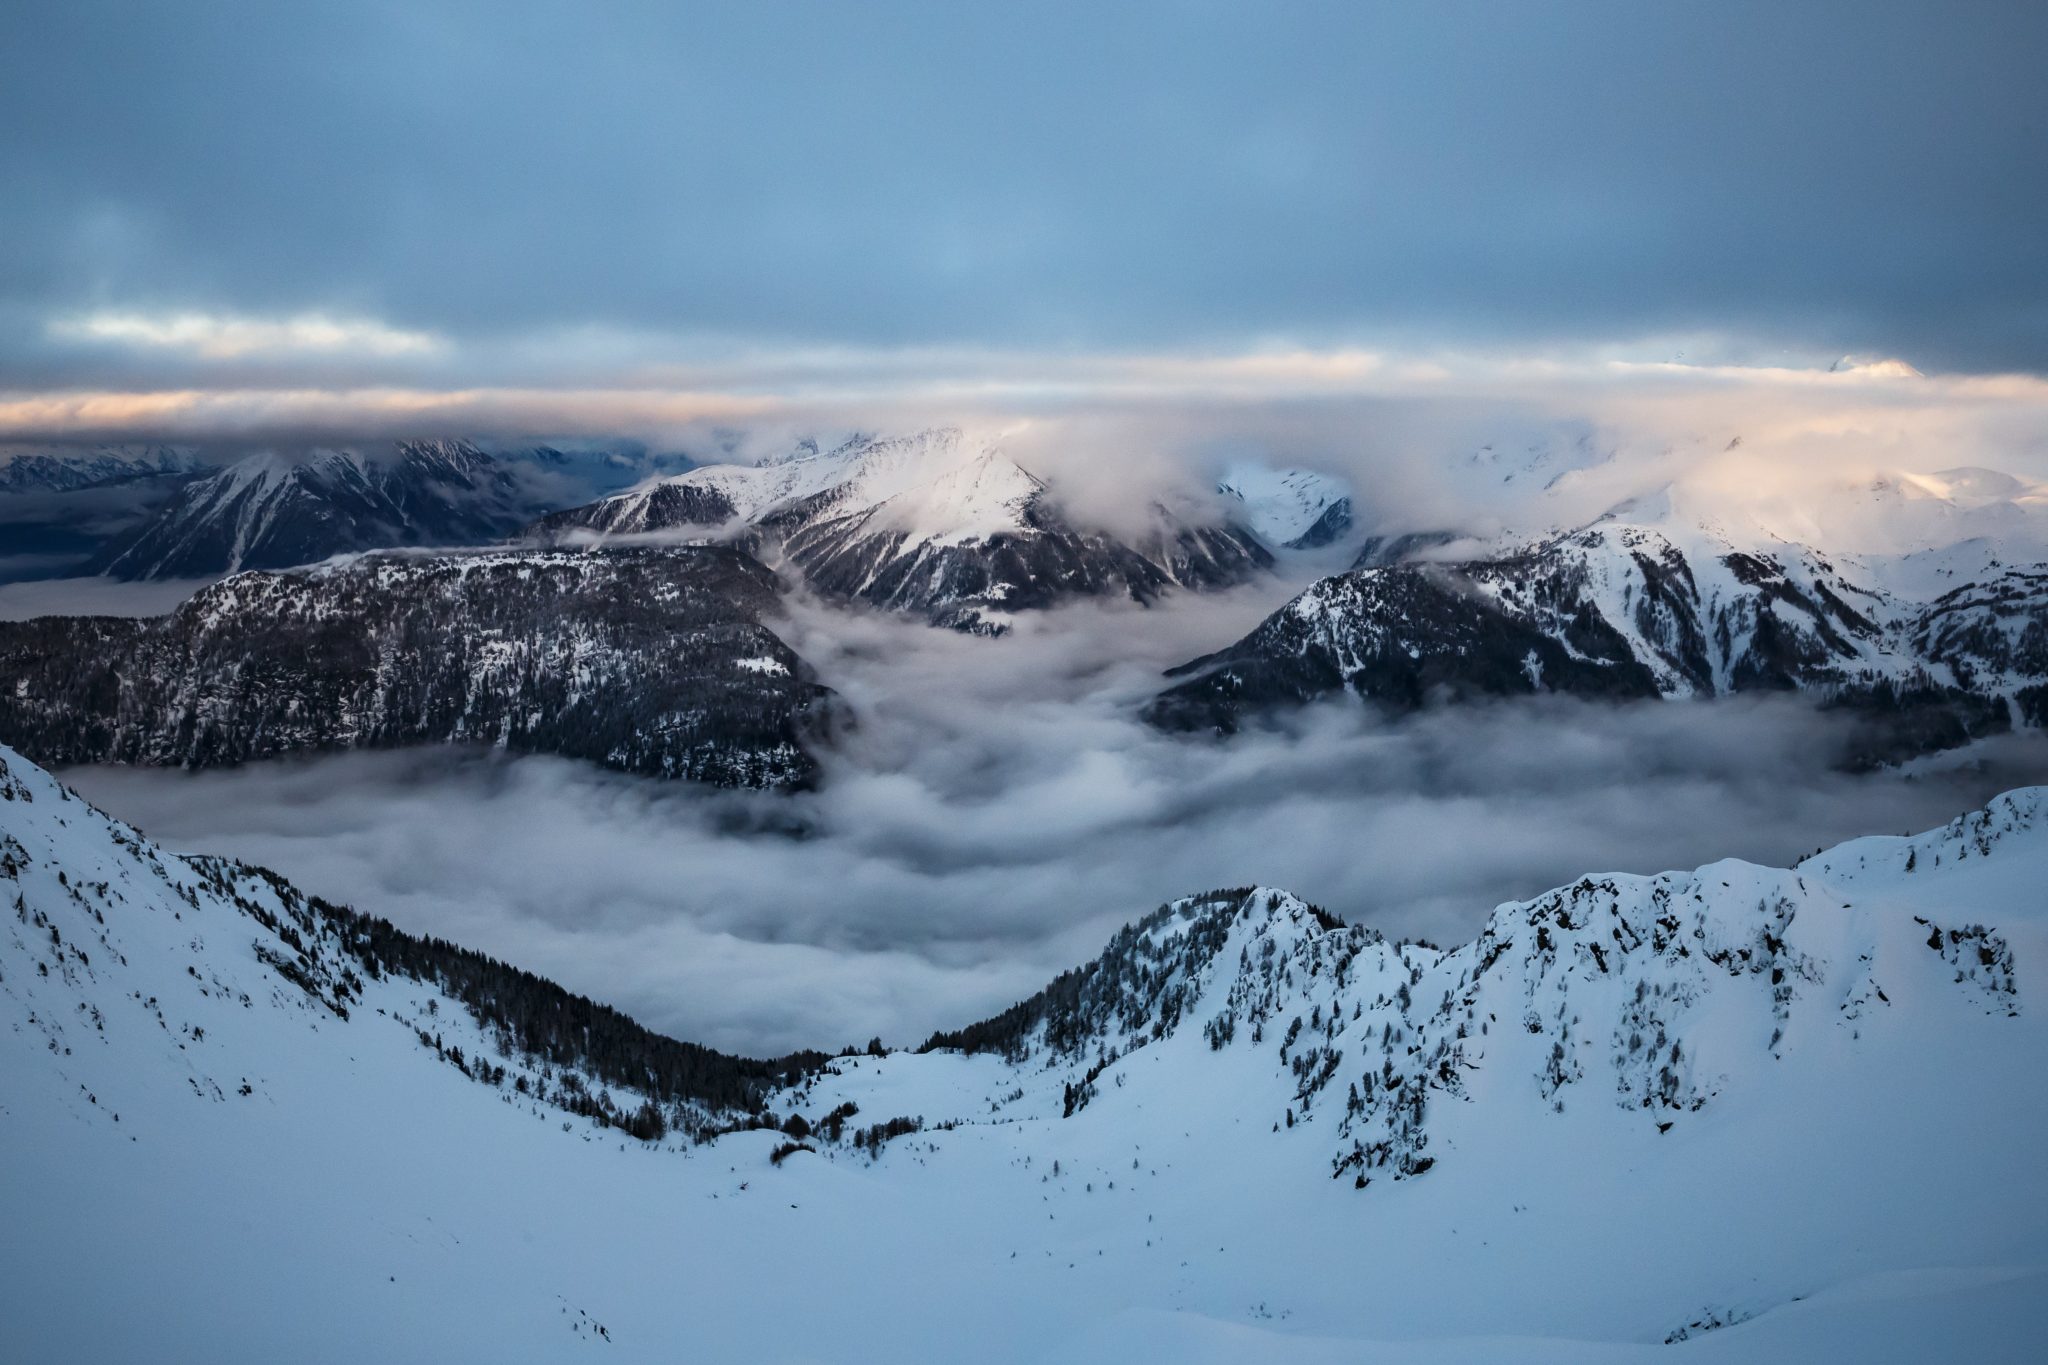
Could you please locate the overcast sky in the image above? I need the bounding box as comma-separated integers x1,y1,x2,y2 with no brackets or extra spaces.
3,0,2044,424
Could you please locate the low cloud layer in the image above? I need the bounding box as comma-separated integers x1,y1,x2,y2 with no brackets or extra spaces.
0,573,218,620
62,581,2047,1056
10,353,2048,556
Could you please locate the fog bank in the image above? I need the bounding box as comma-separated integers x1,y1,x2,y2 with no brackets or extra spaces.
59,583,2045,1056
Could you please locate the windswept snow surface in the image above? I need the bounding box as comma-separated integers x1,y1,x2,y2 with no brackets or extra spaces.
3,741,2045,1362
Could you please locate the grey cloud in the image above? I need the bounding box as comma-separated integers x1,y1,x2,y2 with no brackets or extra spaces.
2,2,2045,388
0,574,214,620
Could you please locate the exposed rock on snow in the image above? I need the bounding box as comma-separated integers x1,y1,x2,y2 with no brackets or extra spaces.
529,429,1274,631
0,546,835,788
1216,465,1353,549
1151,485,2048,762
4,738,2044,1359
89,440,546,580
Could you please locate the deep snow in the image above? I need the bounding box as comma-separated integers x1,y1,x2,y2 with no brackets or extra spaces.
4,741,2045,1361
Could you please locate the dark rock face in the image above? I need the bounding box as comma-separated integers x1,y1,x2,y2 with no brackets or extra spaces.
524,481,740,543
1148,522,2047,761
0,546,834,788
1147,561,1663,733
88,440,544,580
1910,568,2048,692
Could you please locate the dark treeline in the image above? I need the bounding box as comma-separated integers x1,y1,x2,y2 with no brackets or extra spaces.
231,860,833,1119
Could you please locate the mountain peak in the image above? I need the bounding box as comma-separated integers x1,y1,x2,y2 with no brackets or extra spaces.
531,429,1272,631
1216,464,1354,548
87,440,538,579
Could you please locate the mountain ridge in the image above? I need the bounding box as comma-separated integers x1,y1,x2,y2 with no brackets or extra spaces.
0,443,204,494
3,738,2043,1358
1149,486,2048,761
0,545,834,788
528,428,1276,632
87,439,542,580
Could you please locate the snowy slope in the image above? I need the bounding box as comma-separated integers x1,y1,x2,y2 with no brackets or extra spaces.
528,430,1015,545
1752,466,2048,584
1217,464,1353,549
530,428,1274,631
1155,474,2048,756
4,742,2045,1361
88,440,546,579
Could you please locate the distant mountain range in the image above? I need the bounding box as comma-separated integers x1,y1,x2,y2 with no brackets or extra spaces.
3,736,2041,1359
87,440,550,580
1149,468,2048,765
0,443,204,495
0,429,1344,784
0,445,207,581
3,429,2044,784
0,439,697,583
45,430,1302,632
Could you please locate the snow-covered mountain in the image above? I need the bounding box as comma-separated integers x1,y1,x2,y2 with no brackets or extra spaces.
0,445,209,582
3,741,2043,1360
529,429,1274,632
1457,429,1617,498
87,439,548,580
1216,464,1353,549
1751,465,2048,573
0,443,203,494
0,545,834,788
1151,476,2048,763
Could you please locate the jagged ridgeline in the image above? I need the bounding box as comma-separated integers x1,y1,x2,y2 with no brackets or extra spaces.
523,429,1275,634
1148,521,2048,765
0,546,835,788
0,744,823,1135
919,889,1349,1063
5,725,2041,1192
912,814,2032,1188
85,439,541,580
